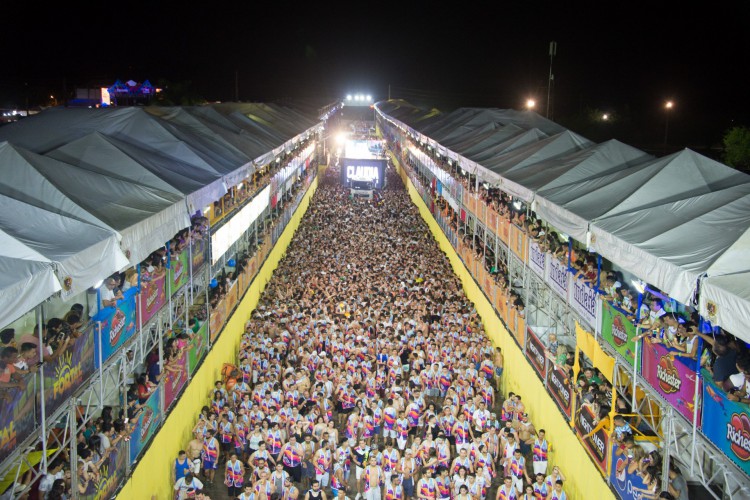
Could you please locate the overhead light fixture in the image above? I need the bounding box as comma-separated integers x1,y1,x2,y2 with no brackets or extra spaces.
631,279,647,295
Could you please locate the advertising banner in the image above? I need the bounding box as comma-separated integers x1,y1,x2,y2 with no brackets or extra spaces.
225,281,239,316
209,298,227,343
486,208,498,236
495,290,509,323
547,365,573,419
574,403,609,474
528,241,546,278
80,437,128,500
609,443,649,500
702,372,750,476
509,224,527,260
465,194,477,216
482,273,495,304
600,302,638,367
164,349,189,409
497,219,510,245
569,279,599,329
44,329,95,418
525,327,548,380
169,250,190,295
0,374,37,459
191,238,206,273
509,311,526,346
93,288,138,368
129,385,163,462
545,256,570,300
137,271,166,326
188,323,209,376
641,338,701,424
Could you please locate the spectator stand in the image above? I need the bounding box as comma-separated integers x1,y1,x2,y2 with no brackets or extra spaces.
376,105,750,500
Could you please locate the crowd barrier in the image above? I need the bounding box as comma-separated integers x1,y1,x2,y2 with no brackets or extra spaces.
115,175,318,499
396,161,615,500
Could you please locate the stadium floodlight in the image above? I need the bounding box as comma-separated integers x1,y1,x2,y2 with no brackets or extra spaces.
335,132,348,144
346,95,352,101
366,95,372,101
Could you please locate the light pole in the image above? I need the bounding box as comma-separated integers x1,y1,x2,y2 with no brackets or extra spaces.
663,100,674,155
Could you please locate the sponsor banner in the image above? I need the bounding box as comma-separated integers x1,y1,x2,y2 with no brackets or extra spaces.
509,310,526,346
44,328,95,418
80,436,128,500
547,365,573,418
525,328,548,379
209,298,227,343
509,224,527,259
569,279,599,329
482,274,495,304
495,290,509,322
574,403,609,474
528,241,546,277
164,349,189,409
137,271,166,326
545,256,570,300
497,218,509,245
129,385,163,462
169,250,190,295
486,208,498,235
609,443,649,500
188,323,209,376
465,194,477,216
93,288,138,368
702,372,750,476
641,338,701,424
0,374,37,459
600,302,638,366
225,281,239,316
191,238,206,272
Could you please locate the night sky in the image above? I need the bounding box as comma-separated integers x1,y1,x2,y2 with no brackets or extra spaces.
2,2,749,153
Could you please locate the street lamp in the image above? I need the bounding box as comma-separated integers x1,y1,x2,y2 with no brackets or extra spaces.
525,99,536,110
663,100,674,155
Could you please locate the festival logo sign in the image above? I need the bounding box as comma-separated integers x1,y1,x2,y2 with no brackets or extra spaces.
702,373,750,475
599,302,637,367
547,366,573,418
528,241,546,278
44,330,95,418
545,256,570,300
164,350,188,409
129,385,163,462
495,289,509,323
525,328,548,379
569,278,599,329
170,250,190,295
225,281,239,317
80,438,128,500
641,339,700,424
0,374,37,458
509,224,527,260
609,443,648,500
574,403,608,473
93,288,137,368
188,323,209,376
137,270,166,326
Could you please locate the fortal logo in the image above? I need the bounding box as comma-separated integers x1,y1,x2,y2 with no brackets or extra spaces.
727,413,750,461
612,315,628,346
656,357,682,394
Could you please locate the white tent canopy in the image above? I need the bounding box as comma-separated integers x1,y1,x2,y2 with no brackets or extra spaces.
378,102,750,342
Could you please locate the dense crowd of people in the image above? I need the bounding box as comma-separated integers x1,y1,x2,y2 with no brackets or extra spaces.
175,159,570,500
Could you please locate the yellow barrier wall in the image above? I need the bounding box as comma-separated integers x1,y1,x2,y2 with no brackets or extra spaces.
116,176,318,500
397,164,614,500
